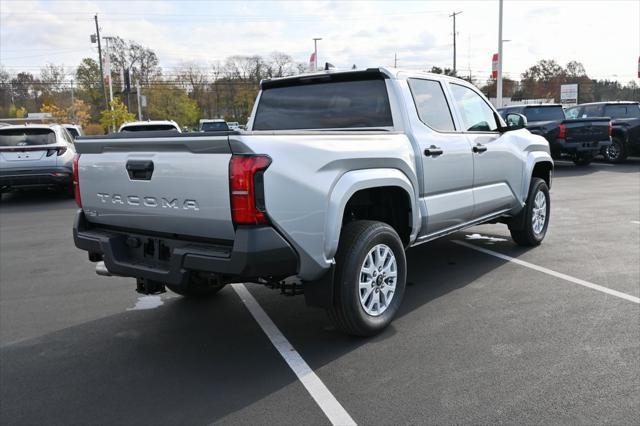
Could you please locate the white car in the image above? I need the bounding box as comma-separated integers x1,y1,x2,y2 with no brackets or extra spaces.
227,121,240,130
118,120,181,133
0,124,76,195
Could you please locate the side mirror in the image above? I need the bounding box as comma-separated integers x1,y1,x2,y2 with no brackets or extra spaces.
505,113,527,130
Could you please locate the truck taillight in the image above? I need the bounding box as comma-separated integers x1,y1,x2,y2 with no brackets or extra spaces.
229,155,271,225
558,123,566,139
73,154,82,208
608,121,612,137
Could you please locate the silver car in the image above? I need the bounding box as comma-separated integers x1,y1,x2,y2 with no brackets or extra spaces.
0,124,76,196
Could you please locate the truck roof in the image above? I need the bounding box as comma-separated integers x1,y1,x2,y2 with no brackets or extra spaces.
575,101,639,107
260,66,468,89
0,123,62,131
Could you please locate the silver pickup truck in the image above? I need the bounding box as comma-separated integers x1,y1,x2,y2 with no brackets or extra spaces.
73,68,553,336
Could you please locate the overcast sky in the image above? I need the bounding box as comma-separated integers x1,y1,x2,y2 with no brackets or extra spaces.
1,0,639,83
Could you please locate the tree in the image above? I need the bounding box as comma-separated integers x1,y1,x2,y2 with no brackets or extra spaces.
429,66,456,76
75,57,104,118
0,67,11,117
145,85,200,127
99,98,135,131
40,103,67,123
10,72,38,110
109,37,161,85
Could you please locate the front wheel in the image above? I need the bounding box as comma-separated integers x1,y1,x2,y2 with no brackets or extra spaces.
510,178,550,246
327,220,407,336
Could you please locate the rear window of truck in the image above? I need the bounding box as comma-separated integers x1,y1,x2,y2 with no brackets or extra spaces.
0,128,56,146
253,79,393,130
523,106,565,122
604,104,640,119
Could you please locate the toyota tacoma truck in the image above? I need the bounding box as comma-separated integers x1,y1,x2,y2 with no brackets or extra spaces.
565,101,640,163
498,104,611,166
73,68,553,336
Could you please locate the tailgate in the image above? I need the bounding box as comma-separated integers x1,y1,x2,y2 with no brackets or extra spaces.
75,133,235,241
562,118,610,143
0,146,60,170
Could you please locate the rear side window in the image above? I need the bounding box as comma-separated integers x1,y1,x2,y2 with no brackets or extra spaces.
0,128,56,146
408,79,455,131
66,128,80,138
121,125,178,132
604,105,640,118
582,105,602,117
253,79,393,130
449,83,498,132
522,107,565,122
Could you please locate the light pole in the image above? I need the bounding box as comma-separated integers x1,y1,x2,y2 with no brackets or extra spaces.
450,11,462,75
313,38,322,71
497,0,503,107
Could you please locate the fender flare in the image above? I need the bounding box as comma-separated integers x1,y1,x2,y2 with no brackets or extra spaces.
522,152,554,200
323,168,419,262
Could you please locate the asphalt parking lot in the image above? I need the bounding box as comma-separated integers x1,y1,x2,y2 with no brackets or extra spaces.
1,159,639,425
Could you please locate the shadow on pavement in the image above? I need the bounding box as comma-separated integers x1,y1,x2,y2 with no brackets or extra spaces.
0,232,533,425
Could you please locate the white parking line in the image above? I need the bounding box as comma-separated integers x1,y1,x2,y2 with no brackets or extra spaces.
452,240,640,304
231,283,356,426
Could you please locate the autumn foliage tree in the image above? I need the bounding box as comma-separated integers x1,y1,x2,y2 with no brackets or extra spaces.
99,98,135,131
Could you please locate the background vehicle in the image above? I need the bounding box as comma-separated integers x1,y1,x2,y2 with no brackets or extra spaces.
227,121,240,130
118,120,181,133
62,124,83,138
565,101,640,162
73,68,553,336
498,104,611,165
0,124,76,195
199,119,229,132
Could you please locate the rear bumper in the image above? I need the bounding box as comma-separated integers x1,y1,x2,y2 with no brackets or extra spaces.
0,167,72,187
552,139,611,155
73,210,298,285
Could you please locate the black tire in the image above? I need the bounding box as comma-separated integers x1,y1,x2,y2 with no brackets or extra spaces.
166,274,225,298
573,154,593,166
510,177,550,246
603,136,627,163
327,220,406,336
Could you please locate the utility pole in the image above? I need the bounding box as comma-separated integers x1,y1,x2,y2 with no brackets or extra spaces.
497,0,504,107
94,14,108,110
103,36,114,106
70,80,75,122
450,11,462,75
136,81,142,120
313,38,322,71
394,53,397,68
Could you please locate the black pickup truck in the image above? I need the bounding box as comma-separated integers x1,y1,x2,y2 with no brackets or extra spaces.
498,104,611,165
565,101,640,163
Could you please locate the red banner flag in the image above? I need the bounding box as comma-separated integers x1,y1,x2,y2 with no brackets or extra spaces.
491,53,499,79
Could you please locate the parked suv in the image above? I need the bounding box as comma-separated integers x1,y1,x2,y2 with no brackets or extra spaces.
73,68,553,336
0,124,76,195
565,101,640,162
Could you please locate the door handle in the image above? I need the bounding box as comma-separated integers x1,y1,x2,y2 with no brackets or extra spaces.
472,144,488,153
424,146,443,157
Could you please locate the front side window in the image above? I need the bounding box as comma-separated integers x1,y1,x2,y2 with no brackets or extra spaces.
449,83,498,132
408,78,455,132
253,78,393,130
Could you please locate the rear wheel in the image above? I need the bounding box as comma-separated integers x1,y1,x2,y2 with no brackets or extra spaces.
603,136,627,163
573,154,593,166
166,274,225,298
510,177,550,246
327,220,406,336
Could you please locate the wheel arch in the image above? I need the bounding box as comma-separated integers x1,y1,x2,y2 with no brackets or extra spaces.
324,169,418,262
